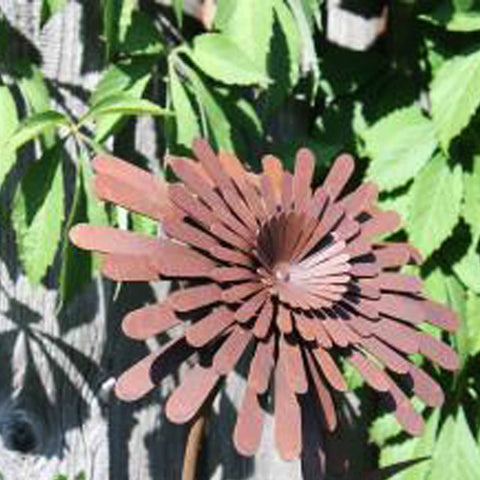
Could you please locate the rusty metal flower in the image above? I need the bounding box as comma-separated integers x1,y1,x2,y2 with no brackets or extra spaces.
70,139,459,460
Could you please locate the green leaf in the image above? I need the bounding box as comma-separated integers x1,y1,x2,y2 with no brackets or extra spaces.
431,50,480,150
183,64,234,151
423,266,449,305
59,149,107,307
420,5,480,31
363,106,437,191
12,145,65,284
91,60,152,106
102,0,120,60
430,409,480,480
190,33,270,87
286,0,320,93
379,409,440,480
378,185,411,226
0,86,19,186
40,0,68,27
84,94,171,122
119,11,164,57
342,359,363,390
215,0,274,74
454,158,480,292
59,168,92,308
370,411,403,448
173,0,184,27
453,238,480,293
463,155,480,238
17,66,56,147
454,0,477,10
406,153,462,258
101,0,136,59
90,59,154,141
81,155,108,228
118,0,136,45
445,274,468,363
274,0,300,87
259,0,301,118
131,212,157,235
234,97,263,140
5,110,70,152
466,291,480,356
169,62,200,147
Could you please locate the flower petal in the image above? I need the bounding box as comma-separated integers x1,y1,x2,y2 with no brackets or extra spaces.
274,361,302,460
122,302,180,339
93,154,171,220
213,325,252,375
233,387,264,456
166,366,221,423
185,307,234,347
247,336,274,394
323,153,355,201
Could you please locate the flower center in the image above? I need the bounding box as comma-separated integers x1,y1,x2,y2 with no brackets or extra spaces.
254,211,352,309
273,262,290,283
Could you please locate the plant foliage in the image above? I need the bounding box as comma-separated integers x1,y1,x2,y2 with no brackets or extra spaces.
1,0,480,477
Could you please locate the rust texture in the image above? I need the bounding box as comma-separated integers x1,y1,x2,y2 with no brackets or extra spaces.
70,138,459,462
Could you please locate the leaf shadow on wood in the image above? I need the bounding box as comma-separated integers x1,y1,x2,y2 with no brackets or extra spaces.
0,16,42,77
199,391,255,480
0,268,110,459
102,280,183,480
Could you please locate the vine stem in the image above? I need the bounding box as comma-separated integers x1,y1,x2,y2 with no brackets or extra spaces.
182,413,207,480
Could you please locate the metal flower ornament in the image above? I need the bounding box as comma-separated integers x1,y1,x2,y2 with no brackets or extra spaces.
70,139,459,460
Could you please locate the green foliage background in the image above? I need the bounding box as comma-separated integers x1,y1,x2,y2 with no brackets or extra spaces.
1,0,480,477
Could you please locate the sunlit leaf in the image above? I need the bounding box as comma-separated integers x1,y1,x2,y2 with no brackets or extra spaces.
118,0,136,44
420,4,480,31
84,94,172,122
12,144,65,284
423,266,449,305
0,86,19,186
431,49,480,150
453,239,480,293
5,111,70,152
173,0,184,27
190,33,270,87
465,291,480,357
363,106,437,191
430,409,480,480
102,0,119,60
119,11,164,57
407,153,462,258
215,0,274,75
463,155,480,238
445,274,468,364
370,411,403,448
59,147,107,307
286,0,320,92
183,63,234,150
169,62,200,147
378,410,439,480
17,66,56,148
81,153,108,227
90,59,154,141
131,212,157,236
274,0,300,87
